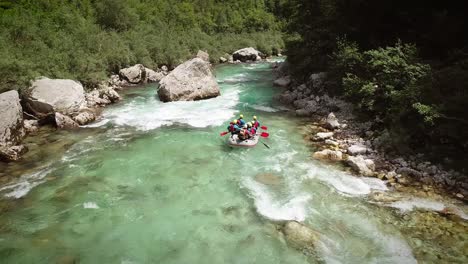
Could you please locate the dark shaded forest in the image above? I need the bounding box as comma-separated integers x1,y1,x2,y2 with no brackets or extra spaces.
284,0,468,169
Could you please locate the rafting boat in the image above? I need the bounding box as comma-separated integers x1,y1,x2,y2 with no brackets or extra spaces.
227,134,259,147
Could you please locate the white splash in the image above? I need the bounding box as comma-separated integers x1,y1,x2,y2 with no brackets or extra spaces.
96,88,240,131
243,177,310,221
305,164,388,196
83,202,99,209
0,167,52,198
389,198,468,220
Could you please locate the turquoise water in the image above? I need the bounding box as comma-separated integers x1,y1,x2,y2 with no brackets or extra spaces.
0,61,467,263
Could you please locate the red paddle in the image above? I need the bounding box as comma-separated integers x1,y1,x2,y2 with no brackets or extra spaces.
261,126,268,130
220,131,229,136
260,132,269,138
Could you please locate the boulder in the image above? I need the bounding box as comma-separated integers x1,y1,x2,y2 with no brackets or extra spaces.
315,132,334,140
346,156,375,176
73,111,96,126
324,139,339,146
219,57,228,63
396,167,423,179
55,113,79,129
0,90,24,145
119,64,146,84
196,50,210,62
273,76,291,87
282,221,320,252
0,145,28,161
313,149,343,161
347,144,368,155
157,58,220,102
85,87,120,108
232,47,261,62
145,68,165,83
324,112,340,130
308,72,327,92
24,77,86,119
23,120,39,134
161,65,169,72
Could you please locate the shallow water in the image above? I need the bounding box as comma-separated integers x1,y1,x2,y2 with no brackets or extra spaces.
0,61,467,263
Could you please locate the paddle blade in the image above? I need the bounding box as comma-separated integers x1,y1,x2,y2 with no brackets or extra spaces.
260,132,269,138
261,126,268,130
220,131,229,136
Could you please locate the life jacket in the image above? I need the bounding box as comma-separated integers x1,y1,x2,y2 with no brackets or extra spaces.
253,120,259,128
250,127,256,135
239,119,245,126
227,124,234,132
233,124,241,133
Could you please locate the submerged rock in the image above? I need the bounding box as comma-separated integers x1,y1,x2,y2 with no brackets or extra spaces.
23,119,39,134
24,77,86,119
0,145,28,161
282,221,320,252
73,111,96,126
232,47,261,62
313,149,343,161
255,173,282,185
157,58,220,102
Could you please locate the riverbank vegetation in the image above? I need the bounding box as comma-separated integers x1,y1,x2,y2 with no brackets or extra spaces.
284,0,468,169
0,0,284,92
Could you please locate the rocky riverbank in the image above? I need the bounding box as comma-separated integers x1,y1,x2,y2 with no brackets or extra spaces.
273,61,468,203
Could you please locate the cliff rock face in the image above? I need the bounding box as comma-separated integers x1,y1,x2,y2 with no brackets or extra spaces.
157,58,220,102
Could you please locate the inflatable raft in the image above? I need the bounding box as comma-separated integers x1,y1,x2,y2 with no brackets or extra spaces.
227,134,259,147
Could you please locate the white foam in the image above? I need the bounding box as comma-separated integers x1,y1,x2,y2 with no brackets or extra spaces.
389,198,468,220
305,164,388,196
243,177,310,221
83,202,99,209
220,73,249,83
249,104,279,112
81,118,109,128
0,167,52,198
99,88,240,131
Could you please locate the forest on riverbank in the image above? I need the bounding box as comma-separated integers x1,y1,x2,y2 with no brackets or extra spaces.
283,0,468,169
0,0,284,92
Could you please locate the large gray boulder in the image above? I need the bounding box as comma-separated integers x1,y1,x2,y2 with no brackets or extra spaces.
157,58,220,102
145,68,165,83
232,47,261,62
119,64,146,84
24,77,86,119
0,90,24,145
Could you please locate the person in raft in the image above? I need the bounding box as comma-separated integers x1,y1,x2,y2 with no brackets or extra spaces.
248,122,257,136
252,116,260,129
237,114,246,126
238,124,251,140
227,120,241,137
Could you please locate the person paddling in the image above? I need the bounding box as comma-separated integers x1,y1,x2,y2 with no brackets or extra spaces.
238,114,246,127
248,122,256,136
252,116,260,129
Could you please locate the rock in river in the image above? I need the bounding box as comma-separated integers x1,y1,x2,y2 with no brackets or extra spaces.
282,221,320,252
0,90,24,145
232,47,261,62
313,149,343,161
157,58,220,102
346,155,375,177
23,77,86,119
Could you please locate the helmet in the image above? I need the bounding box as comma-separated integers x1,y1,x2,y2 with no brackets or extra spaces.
233,119,237,123
239,114,244,118
253,116,257,120
243,124,247,128
247,122,252,127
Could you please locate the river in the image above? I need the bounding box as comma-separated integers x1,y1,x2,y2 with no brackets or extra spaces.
0,60,466,263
